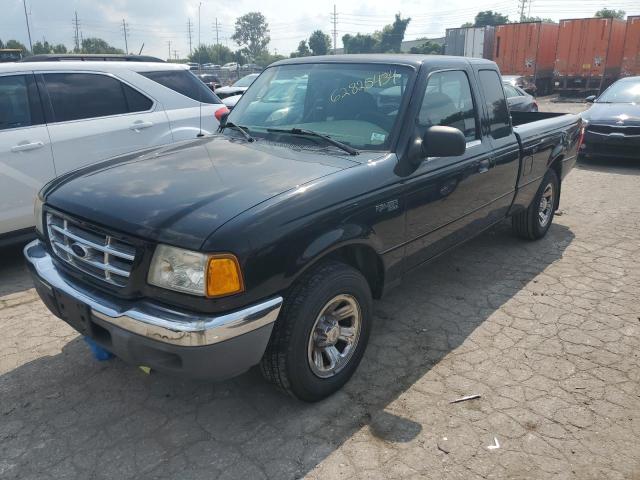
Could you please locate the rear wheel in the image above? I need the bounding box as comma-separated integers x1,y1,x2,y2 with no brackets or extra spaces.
512,169,559,240
260,261,372,402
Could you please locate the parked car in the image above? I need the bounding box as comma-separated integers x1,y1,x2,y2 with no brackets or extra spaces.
580,76,640,160
503,82,538,112
25,55,580,401
242,63,261,71
22,54,165,63
186,62,200,71
201,63,221,69
221,62,239,71
502,74,537,95
198,73,222,90
222,94,241,110
214,73,259,99
0,62,226,244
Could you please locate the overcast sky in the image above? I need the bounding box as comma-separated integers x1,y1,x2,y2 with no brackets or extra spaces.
2,0,639,60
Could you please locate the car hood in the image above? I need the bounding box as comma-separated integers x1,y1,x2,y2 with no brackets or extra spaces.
582,103,640,125
215,86,248,95
222,95,241,108
45,136,363,250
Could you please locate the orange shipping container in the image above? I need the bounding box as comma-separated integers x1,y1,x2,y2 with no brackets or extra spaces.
494,22,559,95
621,16,640,77
554,17,627,94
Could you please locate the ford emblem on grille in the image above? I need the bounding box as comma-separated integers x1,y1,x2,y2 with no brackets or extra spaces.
70,242,89,258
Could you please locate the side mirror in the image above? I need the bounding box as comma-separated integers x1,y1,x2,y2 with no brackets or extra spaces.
422,126,466,158
585,95,596,103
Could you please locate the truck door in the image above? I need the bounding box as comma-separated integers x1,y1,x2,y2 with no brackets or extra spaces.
0,72,55,235
403,68,507,269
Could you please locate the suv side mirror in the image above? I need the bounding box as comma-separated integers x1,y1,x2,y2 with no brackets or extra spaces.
422,126,466,158
585,95,596,103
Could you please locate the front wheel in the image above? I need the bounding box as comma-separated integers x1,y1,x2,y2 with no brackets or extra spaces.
260,261,372,402
512,169,559,240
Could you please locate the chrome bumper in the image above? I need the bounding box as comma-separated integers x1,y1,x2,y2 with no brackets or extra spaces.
24,240,283,347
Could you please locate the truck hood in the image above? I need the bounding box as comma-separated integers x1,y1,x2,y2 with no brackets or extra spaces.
582,103,640,125
45,136,362,250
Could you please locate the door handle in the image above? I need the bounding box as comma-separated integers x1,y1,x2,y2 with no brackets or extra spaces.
478,159,491,173
129,121,154,131
11,141,44,153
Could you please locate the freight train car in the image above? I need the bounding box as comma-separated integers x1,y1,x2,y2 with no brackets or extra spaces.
493,21,559,95
621,16,640,77
444,26,495,59
554,17,627,95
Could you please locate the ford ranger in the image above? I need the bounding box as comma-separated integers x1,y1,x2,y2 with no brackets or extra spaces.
25,55,582,401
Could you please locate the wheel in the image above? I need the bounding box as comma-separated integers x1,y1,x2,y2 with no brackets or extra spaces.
260,261,372,402
512,169,559,240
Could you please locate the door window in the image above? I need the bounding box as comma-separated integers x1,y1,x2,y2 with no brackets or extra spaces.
478,70,511,139
502,84,520,98
418,70,477,141
0,75,34,130
43,73,152,123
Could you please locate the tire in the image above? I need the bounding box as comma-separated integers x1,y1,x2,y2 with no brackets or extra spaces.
512,168,559,240
260,260,373,402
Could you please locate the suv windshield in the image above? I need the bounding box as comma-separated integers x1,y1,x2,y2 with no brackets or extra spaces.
228,63,413,151
597,79,640,104
234,74,258,87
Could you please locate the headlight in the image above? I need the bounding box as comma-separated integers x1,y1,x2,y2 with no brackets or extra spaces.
148,245,244,297
34,196,44,235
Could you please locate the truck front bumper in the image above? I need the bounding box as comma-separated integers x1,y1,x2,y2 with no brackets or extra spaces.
24,240,283,381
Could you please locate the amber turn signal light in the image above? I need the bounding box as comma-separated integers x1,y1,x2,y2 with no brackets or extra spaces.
206,254,244,297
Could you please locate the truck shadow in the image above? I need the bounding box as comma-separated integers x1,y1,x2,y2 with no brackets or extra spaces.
0,221,574,479
0,243,34,297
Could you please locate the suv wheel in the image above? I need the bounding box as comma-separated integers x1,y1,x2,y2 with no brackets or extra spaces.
260,261,372,402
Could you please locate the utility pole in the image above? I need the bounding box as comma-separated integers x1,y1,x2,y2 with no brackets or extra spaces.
167,40,171,61
214,18,220,46
187,19,193,56
73,11,80,52
518,0,528,22
330,5,338,54
173,49,179,60
121,19,129,54
22,0,33,51
198,2,202,69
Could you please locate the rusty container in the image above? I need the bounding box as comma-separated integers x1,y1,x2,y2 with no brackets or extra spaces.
621,16,640,77
554,17,627,95
493,21,559,95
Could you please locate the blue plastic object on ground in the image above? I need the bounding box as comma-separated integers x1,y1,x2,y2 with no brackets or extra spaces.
83,336,114,361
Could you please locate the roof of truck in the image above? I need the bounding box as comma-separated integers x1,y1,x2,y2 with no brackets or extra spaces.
272,54,496,68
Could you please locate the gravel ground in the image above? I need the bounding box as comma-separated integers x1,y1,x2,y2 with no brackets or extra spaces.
1,104,639,479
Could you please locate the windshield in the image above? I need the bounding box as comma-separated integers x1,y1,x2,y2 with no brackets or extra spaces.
233,74,258,87
228,63,414,151
597,79,640,104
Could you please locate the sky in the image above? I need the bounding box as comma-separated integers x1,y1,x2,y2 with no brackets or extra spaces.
2,0,639,60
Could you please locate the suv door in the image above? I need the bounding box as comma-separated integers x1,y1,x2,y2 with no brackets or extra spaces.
0,73,55,235
38,72,171,175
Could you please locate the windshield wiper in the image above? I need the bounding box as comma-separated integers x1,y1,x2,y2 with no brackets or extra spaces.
266,127,358,156
220,122,255,142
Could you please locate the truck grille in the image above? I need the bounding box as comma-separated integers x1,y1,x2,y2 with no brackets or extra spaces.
46,213,136,287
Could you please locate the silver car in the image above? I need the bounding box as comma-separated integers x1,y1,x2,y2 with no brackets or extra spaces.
503,82,538,112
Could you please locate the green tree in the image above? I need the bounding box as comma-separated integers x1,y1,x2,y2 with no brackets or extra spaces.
189,44,235,65
460,22,474,28
31,41,68,55
474,11,509,27
308,30,331,56
232,12,270,60
52,43,68,54
5,39,29,53
595,8,625,19
342,33,379,54
521,16,556,23
81,37,123,54
254,51,285,67
290,40,311,58
378,14,411,53
409,40,443,54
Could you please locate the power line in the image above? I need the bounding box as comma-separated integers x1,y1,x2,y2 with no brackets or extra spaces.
187,18,193,55
214,18,220,46
518,0,529,21
72,11,80,52
330,4,338,54
167,40,171,60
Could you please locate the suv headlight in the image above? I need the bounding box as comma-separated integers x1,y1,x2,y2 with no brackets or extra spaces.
148,245,244,297
34,196,44,235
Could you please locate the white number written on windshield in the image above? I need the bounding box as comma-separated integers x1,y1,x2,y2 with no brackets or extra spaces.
330,70,402,103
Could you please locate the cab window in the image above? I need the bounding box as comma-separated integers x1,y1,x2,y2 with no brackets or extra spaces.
478,70,511,139
418,70,477,142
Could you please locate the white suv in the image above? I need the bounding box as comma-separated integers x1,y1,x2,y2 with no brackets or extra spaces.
0,61,228,243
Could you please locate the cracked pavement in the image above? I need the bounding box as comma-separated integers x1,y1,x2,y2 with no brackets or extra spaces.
1,130,639,478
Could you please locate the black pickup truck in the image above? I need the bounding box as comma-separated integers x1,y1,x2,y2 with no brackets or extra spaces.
25,55,581,401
